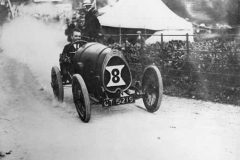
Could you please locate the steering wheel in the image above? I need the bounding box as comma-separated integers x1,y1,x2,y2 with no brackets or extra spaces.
80,35,93,42
64,39,88,61
67,39,88,53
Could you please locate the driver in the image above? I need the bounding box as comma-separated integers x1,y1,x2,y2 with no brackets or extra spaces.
60,28,82,82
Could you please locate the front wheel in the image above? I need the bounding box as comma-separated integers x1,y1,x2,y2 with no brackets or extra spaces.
142,65,163,112
72,74,91,122
51,66,64,102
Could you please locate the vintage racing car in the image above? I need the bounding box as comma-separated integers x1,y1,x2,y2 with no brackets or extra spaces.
51,38,163,122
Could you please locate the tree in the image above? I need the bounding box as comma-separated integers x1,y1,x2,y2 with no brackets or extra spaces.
162,0,240,26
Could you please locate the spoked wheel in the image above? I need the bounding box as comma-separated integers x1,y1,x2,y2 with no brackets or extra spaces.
51,66,64,102
142,65,163,112
72,74,91,123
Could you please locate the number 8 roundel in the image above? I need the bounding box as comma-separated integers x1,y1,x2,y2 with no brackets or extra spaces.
106,65,126,87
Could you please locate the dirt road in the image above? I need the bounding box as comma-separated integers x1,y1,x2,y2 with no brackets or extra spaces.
0,17,240,160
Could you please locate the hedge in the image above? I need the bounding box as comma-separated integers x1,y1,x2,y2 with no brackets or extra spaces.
109,38,240,105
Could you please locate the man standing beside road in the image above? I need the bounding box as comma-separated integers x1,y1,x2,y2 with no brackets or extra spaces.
84,8,102,41
82,0,102,41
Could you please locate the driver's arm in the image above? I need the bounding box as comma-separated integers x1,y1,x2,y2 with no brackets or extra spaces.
62,45,68,55
60,45,70,62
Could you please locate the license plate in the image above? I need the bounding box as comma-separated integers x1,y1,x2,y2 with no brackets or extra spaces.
103,96,135,107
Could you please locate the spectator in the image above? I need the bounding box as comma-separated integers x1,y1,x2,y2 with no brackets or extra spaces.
125,37,131,48
0,2,9,25
135,31,146,47
65,15,79,42
83,0,93,12
84,8,102,41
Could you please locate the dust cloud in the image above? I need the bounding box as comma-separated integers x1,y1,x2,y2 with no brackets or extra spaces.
0,16,67,92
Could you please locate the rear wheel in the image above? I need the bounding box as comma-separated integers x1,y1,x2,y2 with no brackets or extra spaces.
142,65,163,112
72,74,91,122
51,66,64,102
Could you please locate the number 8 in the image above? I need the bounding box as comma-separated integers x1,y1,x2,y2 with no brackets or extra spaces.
112,69,120,83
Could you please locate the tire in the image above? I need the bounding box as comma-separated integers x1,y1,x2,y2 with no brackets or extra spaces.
142,65,163,112
51,66,64,102
72,74,91,122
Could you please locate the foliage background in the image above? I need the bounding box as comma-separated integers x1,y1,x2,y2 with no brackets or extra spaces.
5,0,240,26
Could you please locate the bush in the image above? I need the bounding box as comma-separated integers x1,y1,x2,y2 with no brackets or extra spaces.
110,38,240,105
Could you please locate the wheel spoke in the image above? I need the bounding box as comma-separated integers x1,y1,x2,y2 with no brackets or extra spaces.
146,88,157,106
76,102,84,117
74,83,86,118
52,73,59,97
51,66,64,102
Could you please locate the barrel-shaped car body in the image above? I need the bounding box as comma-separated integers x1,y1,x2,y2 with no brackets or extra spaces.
73,42,132,95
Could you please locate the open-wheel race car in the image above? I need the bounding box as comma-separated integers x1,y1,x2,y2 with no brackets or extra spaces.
51,38,163,123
